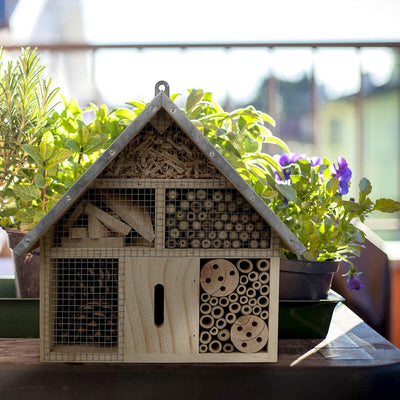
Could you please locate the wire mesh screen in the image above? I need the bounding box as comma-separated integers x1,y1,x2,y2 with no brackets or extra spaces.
54,258,119,347
199,258,271,354
165,189,271,250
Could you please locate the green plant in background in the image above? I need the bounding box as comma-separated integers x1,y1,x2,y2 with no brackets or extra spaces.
0,48,128,230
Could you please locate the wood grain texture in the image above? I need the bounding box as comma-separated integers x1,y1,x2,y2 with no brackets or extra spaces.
124,257,199,355
88,214,110,238
61,237,124,248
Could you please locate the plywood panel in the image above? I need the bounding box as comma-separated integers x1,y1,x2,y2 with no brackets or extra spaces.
124,257,199,355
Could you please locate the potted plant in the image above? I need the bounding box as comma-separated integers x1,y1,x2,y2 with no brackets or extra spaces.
0,48,128,297
264,153,400,300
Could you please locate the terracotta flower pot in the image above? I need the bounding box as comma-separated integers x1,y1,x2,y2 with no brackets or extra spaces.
279,258,340,300
4,227,40,298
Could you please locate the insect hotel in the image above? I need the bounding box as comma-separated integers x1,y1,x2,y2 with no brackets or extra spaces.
14,81,305,363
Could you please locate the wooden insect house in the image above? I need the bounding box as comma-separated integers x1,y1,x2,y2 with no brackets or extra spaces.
15,81,305,363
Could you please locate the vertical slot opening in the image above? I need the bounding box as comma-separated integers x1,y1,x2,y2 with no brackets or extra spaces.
154,284,164,326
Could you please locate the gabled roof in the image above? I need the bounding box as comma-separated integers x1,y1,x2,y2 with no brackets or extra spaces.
14,82,306,257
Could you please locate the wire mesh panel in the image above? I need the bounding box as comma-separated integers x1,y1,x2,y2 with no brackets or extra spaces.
199,258,271,354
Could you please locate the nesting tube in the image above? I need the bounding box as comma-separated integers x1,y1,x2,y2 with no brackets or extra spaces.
166,204,176,214
209,211,218,221
199,344,208,353
209,340,222,353
218,231,228,240
239,231,249,242
223,240,231,248
229,302,241,314
192,221,201,231
201,239,211,249
260,285,270,296
223,343,235,353
200,315,214,329
199,331,212,344
227,203,237,212
225,312,237,324
240,275,249,285
248,271,259,282
239,296,248,305
259,272,270,284
241,304,252,315
201,293,211,303
259,240,268,248
176,211,186,220
196,189,207,200
260,310,269,320
245,223,255,232
210,326,219,336
214,221,224,231
178,239,188,249
252,281,261,290
211,306,224,319
198,230,206,239
258,296,269,307
246,288,257,298
166,239,176,249
212,239,222,248
178,221,188,231
212,191,223,202
230,231,238,240
187,212,196,221
217,329,230,342
252,306,262,316
167,189,178,200
191,239,201,249
187,191,196,201
232,240,241,249
219,297,229,307
216,318,227,330
248,298,257,307
190,201,202,212
180,200,190,211
228,293,239,303
236,284,246,296
203,199,214,210
198,211,207,221
166,219,176,227
209,297,219,306
200,303,212,315
235,223,244,232
250,240,259,249
170,228,180,239
251,231,261,239
237,259,253,274
217,202,226,212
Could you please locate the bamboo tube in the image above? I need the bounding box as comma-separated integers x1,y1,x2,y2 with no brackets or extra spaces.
209,210,218,221
259,272,270,284
218,329,230,342
250,240,259,249
246,288,257,298
200,315,214,329
191,201,202,212
239,231,249,242
217,202,226,212
248,271,259,282
187,212,196,221
219,297,229,307
242,203,251,211
216,318,227,330
225,312,236,324
176,211,186,220
237,196,244,205
170,228,180,238
258,296,269,307
209,231,217,239
211,306,224,319
201,221,212,231
239,275,248,285
212,191,223,202
178,221,189,231
248,298,257,307
255,221,264,231
167,189,178,200
212,239,222,248
232,240,241,249
235,222,244,232
241,305,252,315
166,239,176,249
227,202,237,212
203,199,214,210
214,221,224,231
256,259,270,271
199,331,212,344
260,285,270,296
245,223,255,232
192,221,201,231
208,340,222,353
225,222,234,231
260,310,269,320
251,231,261,239
218,230,228,240
231,215,239,223
201,293,211,302
166,203,176,214
252,281,261,290
251,213,260,221
178,239,188,248
191,239,201,248
229,302,241,314
228,293,239,302
196,189,207,200
166,218,176,228
239,215,250,224
187,191,196,201
223,240,231,248
197,230,206,239
252,306,262,316
180,200,190,211
237,259,253,273
209,297,219,306
210,326,219,336
236,284,246,295
223,343,234,353
198,211,207,221
220,213,230,221
199,344,208,353
261,230,270,239
259,240,268,248
239,296,248,305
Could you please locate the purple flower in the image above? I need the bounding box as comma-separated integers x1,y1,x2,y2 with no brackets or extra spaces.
331,157,352,195
309,156,322,167
275,153,307,181
346,275,364,291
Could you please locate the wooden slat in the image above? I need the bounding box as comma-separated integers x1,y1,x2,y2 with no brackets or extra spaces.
88,214,110,238
61,237,124,248
91,179,233,189
69,227,88,239
64,202,84,229
84,203,131,236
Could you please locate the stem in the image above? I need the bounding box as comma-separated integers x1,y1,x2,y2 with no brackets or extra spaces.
42,168,46,212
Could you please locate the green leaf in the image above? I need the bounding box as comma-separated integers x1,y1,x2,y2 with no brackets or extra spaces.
185,89,203,113
276,184,299,204
46,148,73,168
65,138,81,153
22,144,44,167
170,93,180,102
114,108,136,121
359,178,372,195
373,198,400,213
13,185,42,202
39,131,55,162
325,177,339,195
35,173,52,188
264,135,290,153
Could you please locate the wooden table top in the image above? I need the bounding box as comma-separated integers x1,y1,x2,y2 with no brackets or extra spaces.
1,304,400,399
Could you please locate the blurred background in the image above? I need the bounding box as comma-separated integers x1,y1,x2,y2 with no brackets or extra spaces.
0,0,399,342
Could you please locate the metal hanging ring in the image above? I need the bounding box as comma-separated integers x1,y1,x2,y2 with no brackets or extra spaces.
155,81,170,96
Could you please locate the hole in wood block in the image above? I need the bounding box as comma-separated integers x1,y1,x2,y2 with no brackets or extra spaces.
154,284,164,326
